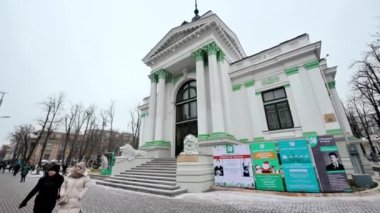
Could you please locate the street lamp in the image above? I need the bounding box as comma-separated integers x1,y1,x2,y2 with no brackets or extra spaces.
0,116,10,118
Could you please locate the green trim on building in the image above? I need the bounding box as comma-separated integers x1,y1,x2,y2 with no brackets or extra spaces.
148,73,158,83
197,134,209,141
140,112,149,118
156,69,170,80
244,80,255,88
239,138,249,143
204,42,220,55
304,60,320,70
209,132,235,140
328,81,336,89
283,83,291,88
284,67,299,76
192,49,205,61
326,128,344,136
217,50,225,62
142,140,171,147
303,131,318,138
253,137,265,142
232,84,242,91
255,91,261,96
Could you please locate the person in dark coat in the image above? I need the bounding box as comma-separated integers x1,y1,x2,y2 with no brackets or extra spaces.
20,163,31,182
19,165,64,213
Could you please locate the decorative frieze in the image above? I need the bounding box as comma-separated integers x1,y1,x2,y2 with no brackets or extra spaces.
262,75,280,86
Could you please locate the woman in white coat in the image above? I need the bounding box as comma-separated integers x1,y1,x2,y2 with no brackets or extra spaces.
58,162,90,213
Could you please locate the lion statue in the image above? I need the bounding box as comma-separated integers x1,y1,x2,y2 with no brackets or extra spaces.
182,134,199,155
120,144,149,160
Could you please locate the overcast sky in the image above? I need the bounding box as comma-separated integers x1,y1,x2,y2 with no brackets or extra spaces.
0,0,379,146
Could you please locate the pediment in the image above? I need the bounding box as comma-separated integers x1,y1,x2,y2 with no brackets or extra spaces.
142,11,246,65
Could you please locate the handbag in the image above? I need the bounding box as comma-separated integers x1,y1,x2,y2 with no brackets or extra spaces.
58,180,75,206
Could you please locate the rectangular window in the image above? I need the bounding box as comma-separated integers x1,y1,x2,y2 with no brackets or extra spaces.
262,87,294,130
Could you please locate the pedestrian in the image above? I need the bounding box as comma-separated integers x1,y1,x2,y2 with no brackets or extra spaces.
18,165,64,213
20,163,31,182
13,163,21,176
43,162,51,176
58,162,90,213
62,162,68,176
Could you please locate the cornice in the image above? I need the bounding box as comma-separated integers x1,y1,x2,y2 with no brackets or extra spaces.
230,41,321,79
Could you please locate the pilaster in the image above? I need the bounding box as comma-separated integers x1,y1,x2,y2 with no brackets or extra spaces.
154,69,169,141
192,49,208,137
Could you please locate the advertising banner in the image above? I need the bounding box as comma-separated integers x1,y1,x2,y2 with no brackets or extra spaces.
309,135,351,192
250,142,284,191
278,139,320,192
212,144,255,188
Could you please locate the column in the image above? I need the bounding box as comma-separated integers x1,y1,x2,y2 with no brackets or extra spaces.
205,42,225,133
147,73,157,142
193,49,208,138
305,61,340,131
285,66,325,135
154,69,168,141
329,81,352,135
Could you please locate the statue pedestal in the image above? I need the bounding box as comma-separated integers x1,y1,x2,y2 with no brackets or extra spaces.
176,154,214,193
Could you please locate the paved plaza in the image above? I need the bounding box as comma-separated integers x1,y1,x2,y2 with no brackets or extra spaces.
1,172,380,213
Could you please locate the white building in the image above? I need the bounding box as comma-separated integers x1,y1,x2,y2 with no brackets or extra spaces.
138,9,372,184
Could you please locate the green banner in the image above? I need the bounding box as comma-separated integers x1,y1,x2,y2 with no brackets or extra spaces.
250,142,284,191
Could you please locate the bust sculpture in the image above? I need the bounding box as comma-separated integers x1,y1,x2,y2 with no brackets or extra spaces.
183,134,199,155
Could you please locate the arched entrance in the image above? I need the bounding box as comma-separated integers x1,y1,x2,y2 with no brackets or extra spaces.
175,80,198,156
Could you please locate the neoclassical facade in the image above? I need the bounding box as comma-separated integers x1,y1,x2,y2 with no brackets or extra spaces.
138,11,370,176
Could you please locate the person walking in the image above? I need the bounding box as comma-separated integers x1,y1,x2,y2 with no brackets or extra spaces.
62,162,68,176
58,162,90,213
18,165,64,213
20,163,31,182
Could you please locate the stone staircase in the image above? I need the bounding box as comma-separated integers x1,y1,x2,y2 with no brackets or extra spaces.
96,158,187,196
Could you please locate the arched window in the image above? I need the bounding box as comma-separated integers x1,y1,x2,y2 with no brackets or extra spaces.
175,80,197,156
176,81,197,122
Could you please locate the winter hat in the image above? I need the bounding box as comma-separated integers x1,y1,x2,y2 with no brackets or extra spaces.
75,162,86,175
49,165,60,173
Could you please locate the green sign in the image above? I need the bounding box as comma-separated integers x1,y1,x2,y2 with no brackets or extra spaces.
250,142,284,191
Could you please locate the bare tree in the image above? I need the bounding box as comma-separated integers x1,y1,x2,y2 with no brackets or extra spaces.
13,124,35,162
61,104,81,163
106,101,115,152
0,144,10,161
37,93,65,166
65,105,88,165
77,106,97,161
129,106,141,149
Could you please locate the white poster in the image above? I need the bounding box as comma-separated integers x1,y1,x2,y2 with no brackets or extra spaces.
212,144,255,188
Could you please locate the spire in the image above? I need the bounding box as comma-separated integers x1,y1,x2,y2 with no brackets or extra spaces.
192,0,200,22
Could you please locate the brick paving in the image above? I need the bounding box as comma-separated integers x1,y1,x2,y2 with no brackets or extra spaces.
1,172,380,213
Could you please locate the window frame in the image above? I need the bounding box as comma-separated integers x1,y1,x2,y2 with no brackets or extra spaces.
262,87,294,131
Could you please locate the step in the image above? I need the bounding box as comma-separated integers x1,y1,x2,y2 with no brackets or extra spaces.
132,167,177,171
143,163,177,166
121,171,176,177
96,181,187,197
115,174,176,182
128,169,176,174
137,164,177,167
109,176,176,186
103,179,180,190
